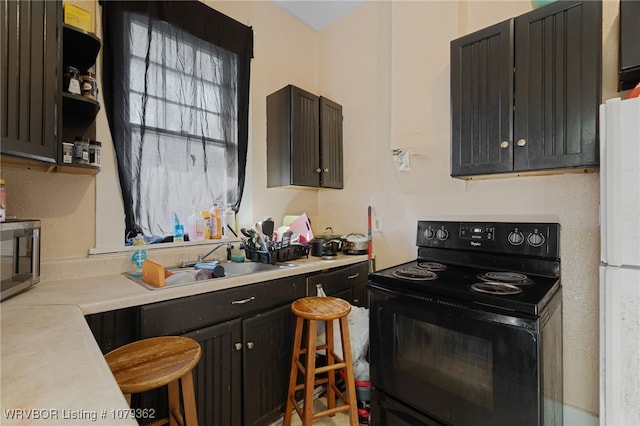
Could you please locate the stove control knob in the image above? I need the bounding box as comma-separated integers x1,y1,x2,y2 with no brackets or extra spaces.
508,230,525,246
528,232,545,247
436,229,449,241
424,228,436,240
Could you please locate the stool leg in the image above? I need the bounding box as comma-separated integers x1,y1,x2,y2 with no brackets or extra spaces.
168,379,182,426
303,319,318,425
180,371,198,426
284,316,304,426
339,316,359,426
325,318,336,413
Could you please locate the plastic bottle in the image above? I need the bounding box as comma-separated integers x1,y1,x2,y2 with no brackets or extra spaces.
187,205,205,241
201,210,211,240
130,233,147,273
172,212,184,242
209,203,222,239
222,204,236,237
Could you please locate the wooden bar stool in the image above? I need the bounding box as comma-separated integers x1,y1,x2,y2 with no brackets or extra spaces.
105,336,201,426
284,296,359,425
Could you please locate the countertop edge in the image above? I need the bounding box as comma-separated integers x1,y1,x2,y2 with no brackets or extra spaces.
0,255,368,425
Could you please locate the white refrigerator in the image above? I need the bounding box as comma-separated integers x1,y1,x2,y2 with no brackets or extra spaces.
599,97,640,426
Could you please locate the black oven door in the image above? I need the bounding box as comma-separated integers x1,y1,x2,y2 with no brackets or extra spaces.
369,285,542,426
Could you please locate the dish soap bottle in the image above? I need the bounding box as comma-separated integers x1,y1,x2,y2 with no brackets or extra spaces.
209,203,222,239
131,233,147,274
172,212,184,242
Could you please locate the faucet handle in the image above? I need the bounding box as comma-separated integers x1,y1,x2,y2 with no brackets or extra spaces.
197,254,205,262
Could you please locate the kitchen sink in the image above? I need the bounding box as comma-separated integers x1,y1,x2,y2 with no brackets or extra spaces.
125,261,298,290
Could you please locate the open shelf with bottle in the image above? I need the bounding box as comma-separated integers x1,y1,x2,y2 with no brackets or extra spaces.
60,23,102,173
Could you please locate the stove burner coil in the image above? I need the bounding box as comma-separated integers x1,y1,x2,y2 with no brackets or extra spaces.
417,262,448,271
478,271,533,286
392,267,438,281
471,282,524,296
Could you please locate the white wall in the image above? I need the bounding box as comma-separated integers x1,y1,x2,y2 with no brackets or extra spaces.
3,0,627,418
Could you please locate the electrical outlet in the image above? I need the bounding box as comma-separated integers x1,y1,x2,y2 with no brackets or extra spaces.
372,216,383,233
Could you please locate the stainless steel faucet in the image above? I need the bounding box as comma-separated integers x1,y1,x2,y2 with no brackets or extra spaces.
181,242,233,267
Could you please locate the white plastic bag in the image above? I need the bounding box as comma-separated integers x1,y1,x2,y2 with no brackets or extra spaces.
315,284,370,381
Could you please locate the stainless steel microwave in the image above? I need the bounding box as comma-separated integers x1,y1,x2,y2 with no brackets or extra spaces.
1,220,40,301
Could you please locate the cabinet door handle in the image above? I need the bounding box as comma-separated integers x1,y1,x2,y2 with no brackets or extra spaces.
347,273,360,280
315,168,322,173
246,342,254,350
234,343,242,351
323,168,329,173
232,296,255,304
517,139,526,147
500,141,509,149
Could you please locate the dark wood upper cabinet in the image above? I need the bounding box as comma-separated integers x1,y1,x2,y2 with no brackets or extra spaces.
267,85,344,189
450,20,514,176
1,0,60,164
451,1,601,179
1,1,102,174
619,0,640,91
319,96,344,189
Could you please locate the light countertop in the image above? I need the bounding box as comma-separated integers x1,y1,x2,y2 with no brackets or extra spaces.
1,254,367,425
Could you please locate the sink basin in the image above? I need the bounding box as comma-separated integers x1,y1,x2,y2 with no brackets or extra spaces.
125,261,298,290
221,261,295,276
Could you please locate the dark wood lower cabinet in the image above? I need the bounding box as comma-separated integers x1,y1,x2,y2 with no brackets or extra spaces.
243,304,297,426
85,262,368,425
184,319,242,426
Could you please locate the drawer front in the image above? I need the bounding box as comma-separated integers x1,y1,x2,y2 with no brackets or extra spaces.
140,277,306,337
309,262,368,296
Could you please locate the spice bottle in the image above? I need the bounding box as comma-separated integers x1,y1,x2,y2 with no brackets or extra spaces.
64,66,81,95
73,136,89,165
89,140,101,167
80,71,97,100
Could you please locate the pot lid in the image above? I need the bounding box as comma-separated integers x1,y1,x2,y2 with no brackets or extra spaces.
345,233,367,243
315,227,341,240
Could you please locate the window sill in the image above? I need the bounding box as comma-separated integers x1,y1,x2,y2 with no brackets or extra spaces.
89,237,241,256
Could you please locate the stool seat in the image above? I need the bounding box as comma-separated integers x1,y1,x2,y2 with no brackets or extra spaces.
285,296,359,425
291,296,351,321
106,336,201,426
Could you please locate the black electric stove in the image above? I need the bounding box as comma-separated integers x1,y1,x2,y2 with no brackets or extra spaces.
368,221,563,426
369,221,561,316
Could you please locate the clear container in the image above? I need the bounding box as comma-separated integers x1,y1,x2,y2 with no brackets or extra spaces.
188,205,205,241
64,66,81,95
80,71,97,100
62,142,74,164
89,140,101,167
73,136,89,165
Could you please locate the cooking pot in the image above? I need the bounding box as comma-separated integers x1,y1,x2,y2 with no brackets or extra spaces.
342,233,368,255
311,238,343,257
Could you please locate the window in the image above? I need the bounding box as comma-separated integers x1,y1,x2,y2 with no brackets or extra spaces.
102,1,253,242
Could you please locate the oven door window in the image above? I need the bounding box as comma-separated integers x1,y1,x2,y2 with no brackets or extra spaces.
396,316,494,409
370,288,540,426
